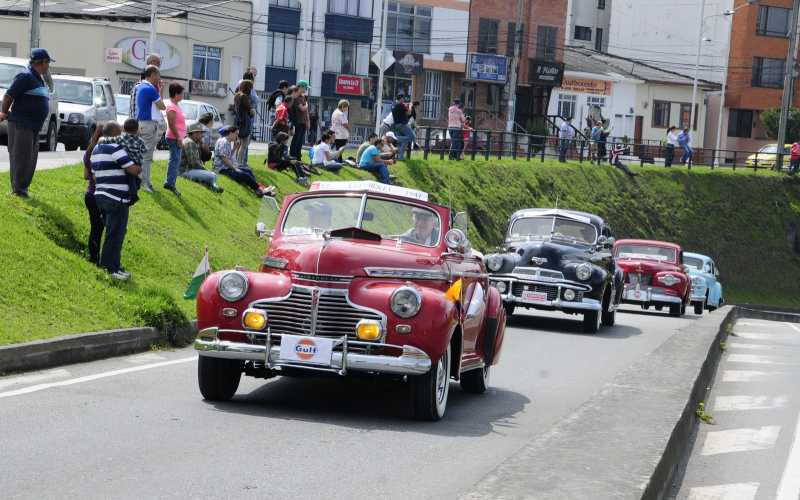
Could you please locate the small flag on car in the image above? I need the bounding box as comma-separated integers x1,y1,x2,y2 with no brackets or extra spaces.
184,247,210,299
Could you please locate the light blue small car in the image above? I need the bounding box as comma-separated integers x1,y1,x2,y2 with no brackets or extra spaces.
682,252,724,315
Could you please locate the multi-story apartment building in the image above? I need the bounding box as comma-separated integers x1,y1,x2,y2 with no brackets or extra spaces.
565,0,612,52
467,0,568,130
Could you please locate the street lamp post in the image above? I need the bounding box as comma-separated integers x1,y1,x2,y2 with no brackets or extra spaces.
688,0,707,144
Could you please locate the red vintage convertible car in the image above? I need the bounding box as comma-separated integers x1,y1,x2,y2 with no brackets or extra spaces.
613,239,691,317
194,181,507,420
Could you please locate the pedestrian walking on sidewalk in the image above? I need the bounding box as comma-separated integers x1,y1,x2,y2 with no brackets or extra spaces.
0,48,54,198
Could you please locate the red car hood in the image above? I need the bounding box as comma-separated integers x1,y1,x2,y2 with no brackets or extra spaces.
268,236,446,277
616,258,683,275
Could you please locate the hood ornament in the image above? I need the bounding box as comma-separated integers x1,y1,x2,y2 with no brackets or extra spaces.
530,257,548,265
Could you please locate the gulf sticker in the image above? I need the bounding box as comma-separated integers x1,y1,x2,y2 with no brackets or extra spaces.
295,338,318,360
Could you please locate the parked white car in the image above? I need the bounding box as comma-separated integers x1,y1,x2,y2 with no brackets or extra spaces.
0,56,60,151
114,93,130,126
158,98,224,149
53,75,116,150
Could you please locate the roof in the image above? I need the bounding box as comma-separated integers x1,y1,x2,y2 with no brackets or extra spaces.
509,208,605,229
52,74,110,83
614,239,682,250
683,251,711,261
0,1,200,22
308,181,430,203
0,56,28,67
563,47,720,90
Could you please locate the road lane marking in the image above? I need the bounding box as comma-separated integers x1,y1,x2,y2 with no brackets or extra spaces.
727,343,778,351
0,356,196,399
125,352,168,364
0,368,71,390
713,395,788,412
736,320,786,328
734,332,800,343
722,370,778,383
701,426,780,456
776,411,800,500
727,354,784,365
687,482,759,500
786,322,800,333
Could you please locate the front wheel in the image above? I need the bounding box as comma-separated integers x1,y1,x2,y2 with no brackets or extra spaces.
503,303,515,317
460,365,490,394
40,120,57,151
583,309,601,334
694,302,704,315
198,356,243,401
411,344,451,421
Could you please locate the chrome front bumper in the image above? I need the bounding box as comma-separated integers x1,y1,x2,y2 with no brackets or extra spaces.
194,327,431,376
491,276,601,312
622,285,682,304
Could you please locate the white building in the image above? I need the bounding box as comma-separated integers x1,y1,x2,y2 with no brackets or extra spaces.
607,0,733,85
565,0,613,52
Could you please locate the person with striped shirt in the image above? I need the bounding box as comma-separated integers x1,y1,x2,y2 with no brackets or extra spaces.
91,122,141,281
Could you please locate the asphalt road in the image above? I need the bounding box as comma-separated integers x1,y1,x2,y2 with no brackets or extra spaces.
0,306,701,500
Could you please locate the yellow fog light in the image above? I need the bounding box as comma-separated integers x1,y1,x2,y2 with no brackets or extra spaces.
356,320,382,341
242,309,267,331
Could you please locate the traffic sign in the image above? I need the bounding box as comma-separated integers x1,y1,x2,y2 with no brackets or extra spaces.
372,48,395,73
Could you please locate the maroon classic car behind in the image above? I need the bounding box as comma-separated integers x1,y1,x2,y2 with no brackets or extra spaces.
613,239,691,317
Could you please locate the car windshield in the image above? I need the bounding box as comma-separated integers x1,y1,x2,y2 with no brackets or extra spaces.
54,80,93,105
508,216,597,245
116,95,130,115
759,145,788,154
683,256,704,270
616,244,677,263
0,63,25,89
179,102,199,120
282,195,441,247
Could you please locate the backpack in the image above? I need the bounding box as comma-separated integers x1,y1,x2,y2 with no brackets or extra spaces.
266,89,284,111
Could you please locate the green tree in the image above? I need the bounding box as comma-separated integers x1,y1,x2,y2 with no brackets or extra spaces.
760,107,800,141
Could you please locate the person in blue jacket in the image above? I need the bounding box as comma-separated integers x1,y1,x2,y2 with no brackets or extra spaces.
678,128,693,166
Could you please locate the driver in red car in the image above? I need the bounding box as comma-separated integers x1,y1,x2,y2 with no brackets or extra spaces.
401,208,439,245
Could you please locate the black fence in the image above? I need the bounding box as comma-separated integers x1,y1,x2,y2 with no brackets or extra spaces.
414,126,796,173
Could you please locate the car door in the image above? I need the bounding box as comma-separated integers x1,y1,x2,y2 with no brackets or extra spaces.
93,83,110,123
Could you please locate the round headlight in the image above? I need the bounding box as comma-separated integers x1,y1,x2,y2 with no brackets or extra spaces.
68,113,84,124
563,289,576,301
391,286,422,318
494,281,508,294
576,263,593,281
218,271,248,302
486,254,504,272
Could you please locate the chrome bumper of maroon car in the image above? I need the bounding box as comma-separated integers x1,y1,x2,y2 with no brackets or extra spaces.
622,285,682,304
194,327,431,376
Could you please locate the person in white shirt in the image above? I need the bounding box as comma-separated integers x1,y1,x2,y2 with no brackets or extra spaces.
447,99,465,160
331,99,350,150
665,126,680,167
558,117,575,163
310,130,344,172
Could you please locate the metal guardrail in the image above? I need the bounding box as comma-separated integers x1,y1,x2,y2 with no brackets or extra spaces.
414,126,796,173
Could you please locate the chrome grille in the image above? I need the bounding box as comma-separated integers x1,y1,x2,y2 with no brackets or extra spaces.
513,267,564,280
292,272,353,283
511,282,559,301
253,287,383,339
627,273,652,285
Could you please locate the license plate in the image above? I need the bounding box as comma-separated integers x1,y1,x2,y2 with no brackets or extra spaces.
279,335,334,366
521,290,548,302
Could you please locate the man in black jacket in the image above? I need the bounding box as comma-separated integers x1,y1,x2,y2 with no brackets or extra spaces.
390,94,413,160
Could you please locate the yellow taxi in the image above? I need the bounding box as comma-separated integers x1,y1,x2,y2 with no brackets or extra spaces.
745,144,792,169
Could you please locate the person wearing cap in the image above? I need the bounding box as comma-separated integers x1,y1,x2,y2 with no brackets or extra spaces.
400,208,439,246
448,98,465,160
382,131,400,160
0,48,53,197
267,80,289,112
359,136,393,184
181,123,224,192
289,81,310,159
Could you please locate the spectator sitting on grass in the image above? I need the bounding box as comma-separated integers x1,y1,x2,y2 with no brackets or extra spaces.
348,132,378,167
91,122,141,281
181,123,224,193
267,131,311,186
213,125,275,197
382,131,399,160
311,130,344,172
359,135,393,185
197,112,214,162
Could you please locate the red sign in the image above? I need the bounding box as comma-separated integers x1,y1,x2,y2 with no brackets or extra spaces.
335,75,368,96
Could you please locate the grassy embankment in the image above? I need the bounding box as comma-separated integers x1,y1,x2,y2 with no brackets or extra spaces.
1,155,798,345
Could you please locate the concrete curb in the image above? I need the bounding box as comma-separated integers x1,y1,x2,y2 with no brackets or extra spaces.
0,323,197,375
462,306,738,500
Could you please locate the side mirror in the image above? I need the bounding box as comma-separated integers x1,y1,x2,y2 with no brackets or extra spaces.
256,197,280,239
453,211,469,234
596,235,607,247
445,228,470,254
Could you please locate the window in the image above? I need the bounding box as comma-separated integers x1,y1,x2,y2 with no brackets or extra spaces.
757,6,790,37
328,0,370,17
422,70,443,120
383,75,412,100
266,33,297,68
536,26,558,61
325,40,368,75
574,26,592,41
727,109,753,138
507,22,518,57
598,0,605,9
595,28,604,52
478,18,499,54
652,100,670,128
752,57,784,88
587,96,605,108
387,2,431,53
192,45,222,81
558,94,577,119
271,0,300,8
678,103,698,130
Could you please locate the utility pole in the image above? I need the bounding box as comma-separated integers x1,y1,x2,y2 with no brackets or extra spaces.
689,0,707,143
776,0,800,171
29,0,41,53
149,0,158,56
714,13,733,166
374,0,390,133
506,0,524,132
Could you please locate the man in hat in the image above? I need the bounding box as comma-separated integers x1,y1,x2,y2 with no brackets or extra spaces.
401,208,439,246
447,98,465,160
0,48,54,197
181,122,224,192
